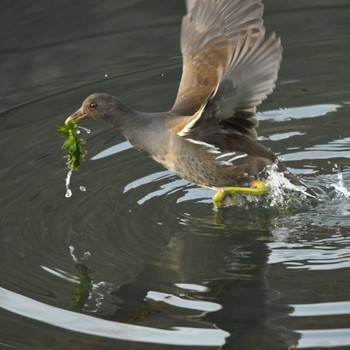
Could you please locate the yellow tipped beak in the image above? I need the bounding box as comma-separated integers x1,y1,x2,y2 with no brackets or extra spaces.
65,107,87,125
65,115,75,125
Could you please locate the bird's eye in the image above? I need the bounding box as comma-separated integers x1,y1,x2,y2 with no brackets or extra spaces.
89,103,97,109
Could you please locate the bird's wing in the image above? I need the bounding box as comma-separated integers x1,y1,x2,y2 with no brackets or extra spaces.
172,0,264,117
171,0,281,140
201,29,282,139
185,0,196,13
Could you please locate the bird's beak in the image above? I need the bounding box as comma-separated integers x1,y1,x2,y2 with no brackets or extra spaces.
65,107,87,125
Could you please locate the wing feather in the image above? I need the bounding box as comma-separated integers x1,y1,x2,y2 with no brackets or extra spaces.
172,0,264,116
173,0,282,142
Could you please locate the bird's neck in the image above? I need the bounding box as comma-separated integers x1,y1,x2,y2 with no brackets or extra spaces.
105,105,169,159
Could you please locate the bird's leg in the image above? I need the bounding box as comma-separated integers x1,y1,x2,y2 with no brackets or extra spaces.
212,180,269,208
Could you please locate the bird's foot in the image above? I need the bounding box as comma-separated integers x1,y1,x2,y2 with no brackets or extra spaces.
212,180,269,209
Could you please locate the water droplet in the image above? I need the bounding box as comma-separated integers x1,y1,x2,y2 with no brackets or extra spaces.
83,251,91,259
65,170,73,198
78,126,91,134
69,245,79,263
79,186,86,192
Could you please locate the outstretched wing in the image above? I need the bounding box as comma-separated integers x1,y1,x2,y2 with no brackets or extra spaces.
171,0,282,140
172,0,264,116
194,28,282,140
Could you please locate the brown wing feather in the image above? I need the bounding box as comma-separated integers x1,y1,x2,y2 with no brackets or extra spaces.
171,20,232,116
172,0,264,117
194,29,282,140
172,0,282,142
211,29,282,118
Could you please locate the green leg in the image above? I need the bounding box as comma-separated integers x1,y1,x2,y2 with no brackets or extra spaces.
212,180,270,208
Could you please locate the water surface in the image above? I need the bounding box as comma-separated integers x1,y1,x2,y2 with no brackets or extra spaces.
1,1,350,349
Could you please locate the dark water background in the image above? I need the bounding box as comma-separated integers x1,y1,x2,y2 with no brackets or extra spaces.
1,1,350,349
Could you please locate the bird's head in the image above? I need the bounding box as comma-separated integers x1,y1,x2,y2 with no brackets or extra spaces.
65,93,123,124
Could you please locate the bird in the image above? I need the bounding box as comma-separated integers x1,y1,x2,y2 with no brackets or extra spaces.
66,0,316,208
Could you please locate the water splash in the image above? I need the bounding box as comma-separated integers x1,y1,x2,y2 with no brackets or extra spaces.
328,165,350,199
64,172,87,197
264,163,312,208
214,164,315,210
65,170,73,198
69,245,91,263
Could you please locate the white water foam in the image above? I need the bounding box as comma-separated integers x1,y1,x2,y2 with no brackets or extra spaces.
327,165,350,199
264,163,312,208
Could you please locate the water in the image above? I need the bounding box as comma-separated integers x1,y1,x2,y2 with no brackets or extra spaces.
1,1,350,349
65,170,73,198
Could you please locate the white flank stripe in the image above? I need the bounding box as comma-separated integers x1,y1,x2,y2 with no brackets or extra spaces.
219,161,233,166
227,154,247,162
177,103,207,136
215,152,237,160
186,138,216,147
185,138,221,153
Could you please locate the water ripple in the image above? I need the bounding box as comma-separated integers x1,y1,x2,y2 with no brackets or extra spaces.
0,287,229,347
146,290,221,312
257,104,340,121
291,301,350,317
268,242,350,270
297,328,350,348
